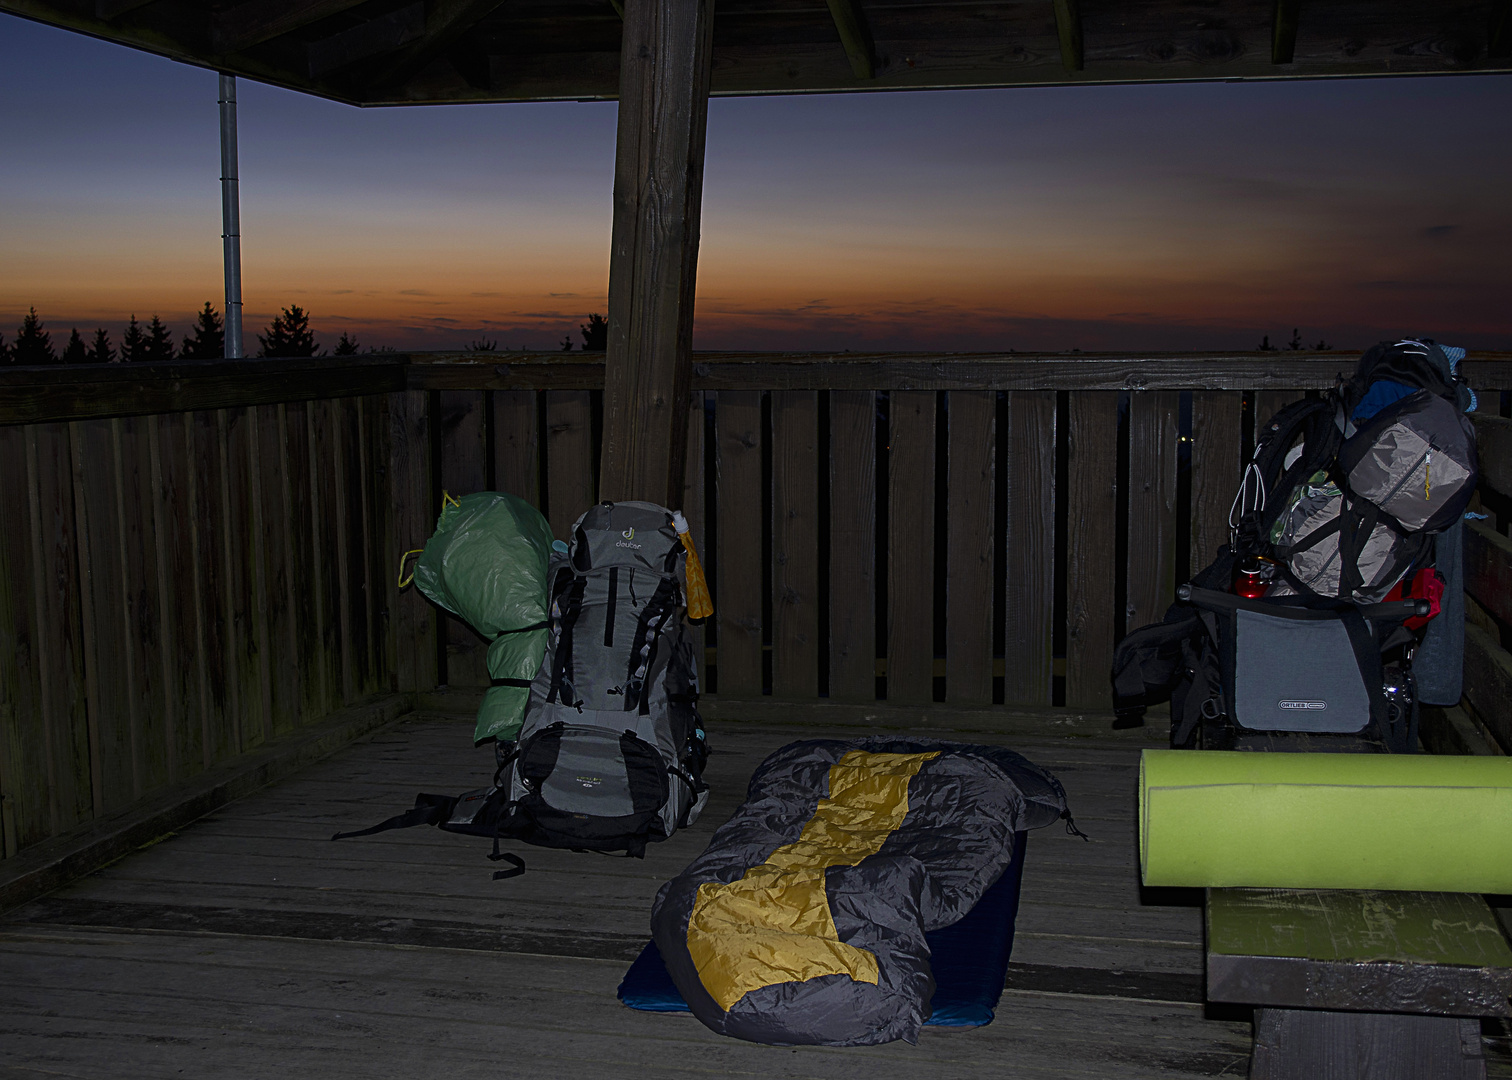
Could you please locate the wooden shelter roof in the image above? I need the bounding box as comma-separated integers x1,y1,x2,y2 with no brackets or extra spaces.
4,0,1511,106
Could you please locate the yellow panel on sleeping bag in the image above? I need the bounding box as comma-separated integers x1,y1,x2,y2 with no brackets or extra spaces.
686,750,940,1011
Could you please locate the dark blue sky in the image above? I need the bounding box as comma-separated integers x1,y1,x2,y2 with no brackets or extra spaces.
3,11,1510,352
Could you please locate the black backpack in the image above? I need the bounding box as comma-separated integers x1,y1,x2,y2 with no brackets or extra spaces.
1112,339,1478,751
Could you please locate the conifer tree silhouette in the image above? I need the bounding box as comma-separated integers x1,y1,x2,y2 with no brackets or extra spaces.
579,313,607,351
120,316,148,362
0,331,10,365
61,328,87,364
14,307,57,364
333,331,360,355
88,328,116,364
143,315,176,362
258,305,321,357
181,302,225,359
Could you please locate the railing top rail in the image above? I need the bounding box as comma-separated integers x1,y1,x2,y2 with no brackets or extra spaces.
4,350,1509,425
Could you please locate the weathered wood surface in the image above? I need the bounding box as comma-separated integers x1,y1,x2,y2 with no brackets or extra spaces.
1466,519,1512,628
946,391,995,705
437,390,489,689
1208,887,1512,1016
0,711,1284,1079
713,391,763,698
1463,623,1512,752
771,390,819,699
1125,390,1179,633
1250,1009,1487,1080
544,390,595,541
828,390,877,703
1066,392,1118,709
1474,414,1512,501
5,353,1507,424
14,0,1512,109
886,391,936,704
1188,391,1241,578
0,401,397,866
597,0,714,507
1002,391,1057,706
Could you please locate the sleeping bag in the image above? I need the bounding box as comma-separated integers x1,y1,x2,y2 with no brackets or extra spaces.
649,737,1069,1046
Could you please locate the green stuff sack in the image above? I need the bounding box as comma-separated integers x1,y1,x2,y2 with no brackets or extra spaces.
412,492,555,743
1139,749,1512,893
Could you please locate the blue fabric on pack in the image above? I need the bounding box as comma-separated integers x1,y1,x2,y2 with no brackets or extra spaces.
617,830,1028,1027
1352,379,1419,422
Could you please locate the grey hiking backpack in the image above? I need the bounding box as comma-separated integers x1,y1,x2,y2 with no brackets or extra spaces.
497,501,709,856
333,500,709,869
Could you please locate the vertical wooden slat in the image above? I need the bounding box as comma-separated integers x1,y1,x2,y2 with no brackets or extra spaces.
191,411,236,766
545,390,595,541
1190,391,1243,577
29,424,91,829
887,390,936,704
771,390,819,699
337,398,374,697
118,416,168,795
257,405,300,734
680,391,708,691
945,391,995,705
73,419,131,807
0,425,49,851
153,414,202,781
1002,391,1057,706
283,401,324,718
310,401,346,710
225,406,269,748
1253,390,1295,434
1065,391,1119,709
438,390,489,689
493,390,540,506
390,391,437,694
828,390,876,703
363,396,393,694
715,391,763,698
1125,391,1180,633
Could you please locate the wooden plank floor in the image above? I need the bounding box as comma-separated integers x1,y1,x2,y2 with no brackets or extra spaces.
1,713,1506,1079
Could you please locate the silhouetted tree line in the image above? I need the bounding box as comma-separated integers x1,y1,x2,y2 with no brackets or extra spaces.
1258,327,1332,351
0,303,364,364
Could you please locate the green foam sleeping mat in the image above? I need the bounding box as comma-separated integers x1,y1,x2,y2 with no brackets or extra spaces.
1139,750,1512,892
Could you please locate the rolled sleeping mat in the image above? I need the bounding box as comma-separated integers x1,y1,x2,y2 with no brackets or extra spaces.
1139,749,1512,892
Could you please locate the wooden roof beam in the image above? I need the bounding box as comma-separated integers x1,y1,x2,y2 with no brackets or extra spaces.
825,0,877,80
1272,0,1300,64
305,2,424,78
1052,0,1082,73
364,0,509,90
1492,0,1511,59
94,0,153,19
214,0,373,54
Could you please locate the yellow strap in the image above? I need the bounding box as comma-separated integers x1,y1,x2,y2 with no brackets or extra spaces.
442,490,461,509
679,531,714,620
396,548,424,588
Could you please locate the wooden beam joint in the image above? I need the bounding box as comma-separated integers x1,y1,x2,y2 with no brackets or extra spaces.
1051,0,1083,73
1272,0,1301,64
825,0,877,81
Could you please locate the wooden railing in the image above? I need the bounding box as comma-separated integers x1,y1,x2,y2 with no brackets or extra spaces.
2,350,1508,860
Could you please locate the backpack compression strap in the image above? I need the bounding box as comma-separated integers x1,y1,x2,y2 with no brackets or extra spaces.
623,575,680,714
547,573,588,706
330,793,456,839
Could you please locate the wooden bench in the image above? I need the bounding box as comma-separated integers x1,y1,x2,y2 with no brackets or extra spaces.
1207,888,1512,1079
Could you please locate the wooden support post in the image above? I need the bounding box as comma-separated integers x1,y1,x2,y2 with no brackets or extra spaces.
1271,0,1301,64
599,0,715,508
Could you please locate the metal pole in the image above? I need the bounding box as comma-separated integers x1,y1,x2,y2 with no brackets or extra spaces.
218,73,244,359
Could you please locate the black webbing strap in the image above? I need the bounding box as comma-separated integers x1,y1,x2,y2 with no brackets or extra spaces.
488,838,526,879
604,567,618,647
623,576,678,714
547,575,588,705
330,793,454,840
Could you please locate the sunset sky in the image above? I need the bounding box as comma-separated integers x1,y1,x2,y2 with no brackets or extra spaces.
3,12,1510,354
